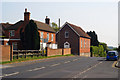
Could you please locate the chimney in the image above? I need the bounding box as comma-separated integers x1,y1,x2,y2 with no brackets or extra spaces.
45,16,50,25
24,8,30,22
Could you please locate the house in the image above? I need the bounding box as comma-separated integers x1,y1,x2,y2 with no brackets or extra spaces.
0,8,56,50
56,22,91,56
0,23,13,45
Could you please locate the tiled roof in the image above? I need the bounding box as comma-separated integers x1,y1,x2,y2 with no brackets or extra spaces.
1,23,13,37
6,20,24,30
33,20,55,33
1,23,13,30
0,24,2,36
67,22,91,38
4,20,55,33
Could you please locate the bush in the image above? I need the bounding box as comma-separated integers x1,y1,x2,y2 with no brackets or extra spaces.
91,45,106,57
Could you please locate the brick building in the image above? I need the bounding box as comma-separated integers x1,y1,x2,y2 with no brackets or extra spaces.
56,22,91,56
0,8,56,50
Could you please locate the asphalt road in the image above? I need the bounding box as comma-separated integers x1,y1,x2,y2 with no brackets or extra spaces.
0,56,119,80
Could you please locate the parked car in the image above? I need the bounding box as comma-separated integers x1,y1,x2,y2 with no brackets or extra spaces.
106,51,119,61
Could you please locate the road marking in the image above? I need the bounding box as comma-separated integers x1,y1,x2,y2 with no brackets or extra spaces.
27,67,45,71
64,61,70,63
80,75,87,80
72,61,102,78
0,65,14,69
73,59,78,61
112,61,117,68
51,63,60,67
1,72,19,78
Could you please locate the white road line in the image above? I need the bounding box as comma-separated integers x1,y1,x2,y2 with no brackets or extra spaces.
27,67,45,72
72,61,103,78
73,59,78,61
33,67,45,71
0,65,14,69
1,72,19,78
64,61,70,63
51,63,60,67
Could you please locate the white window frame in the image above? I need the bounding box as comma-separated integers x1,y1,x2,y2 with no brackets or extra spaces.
64,42,70,48
41,32,43,39
81,39,82,48
51,34,53,41
65,31,69,38
9,30,15,37
84,40,85,48
47,33,49,41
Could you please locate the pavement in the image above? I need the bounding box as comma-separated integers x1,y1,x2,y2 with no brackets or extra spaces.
115,59,120,68
0,56,119,80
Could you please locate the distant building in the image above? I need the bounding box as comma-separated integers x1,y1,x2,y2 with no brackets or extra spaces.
56,22,91,56
0,8,56,50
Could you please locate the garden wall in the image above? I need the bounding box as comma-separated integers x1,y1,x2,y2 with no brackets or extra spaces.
0,45,13,62
46,48,71,56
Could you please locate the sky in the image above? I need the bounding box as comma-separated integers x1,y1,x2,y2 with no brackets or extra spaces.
1,0,119,47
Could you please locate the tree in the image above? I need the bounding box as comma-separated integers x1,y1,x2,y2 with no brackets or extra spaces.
20,20,40,50
87,31,99,46
51,22,57,28
99,42,107,52
98,45,104,57
51,22,60,32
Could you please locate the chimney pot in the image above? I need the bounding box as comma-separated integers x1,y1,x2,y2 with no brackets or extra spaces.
24,8,30,22
25,8,27,12
45,16,50,25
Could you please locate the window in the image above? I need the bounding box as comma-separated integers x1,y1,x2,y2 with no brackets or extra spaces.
65,31,69,38
0,41,2,45
51,34,53,41
81,39,82,48
9,30,15,37
84,40,85,48
41,32,43,39
47,33,49,41
86,40,87,48
12,42,17,50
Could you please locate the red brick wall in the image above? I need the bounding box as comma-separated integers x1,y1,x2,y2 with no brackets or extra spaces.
63,48,71,55
0,45,13,61
47,48,62,56
79,37,90,57
47,48,71,56
38,30,56,43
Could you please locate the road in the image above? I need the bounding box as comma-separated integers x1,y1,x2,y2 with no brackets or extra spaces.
0,56,119,80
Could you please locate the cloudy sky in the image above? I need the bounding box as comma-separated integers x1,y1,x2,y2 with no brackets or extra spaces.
1,0,119,47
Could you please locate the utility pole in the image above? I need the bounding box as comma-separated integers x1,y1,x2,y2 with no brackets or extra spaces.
58,18,60,48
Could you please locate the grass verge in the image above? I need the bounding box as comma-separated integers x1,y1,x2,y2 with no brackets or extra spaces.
0,54,74,64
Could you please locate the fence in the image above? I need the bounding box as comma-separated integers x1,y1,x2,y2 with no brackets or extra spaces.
13,50,44,59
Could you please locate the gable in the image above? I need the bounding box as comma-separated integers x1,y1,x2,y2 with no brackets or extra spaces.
56,22,80,36
57,22,91,39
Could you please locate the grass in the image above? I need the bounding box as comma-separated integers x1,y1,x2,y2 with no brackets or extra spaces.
1,54,74,64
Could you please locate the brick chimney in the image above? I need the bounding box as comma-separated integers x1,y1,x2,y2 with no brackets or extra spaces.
45,16,50,25
24,8,30,22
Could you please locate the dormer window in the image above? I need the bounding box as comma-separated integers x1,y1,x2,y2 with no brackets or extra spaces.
65,31,69,38
9,30,15,37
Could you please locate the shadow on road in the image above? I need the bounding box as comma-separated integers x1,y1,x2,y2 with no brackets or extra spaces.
97,58,117,62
